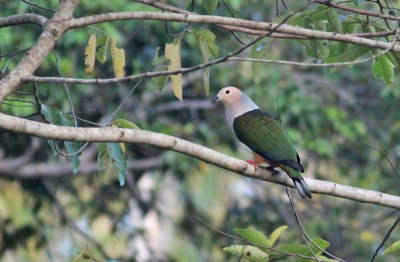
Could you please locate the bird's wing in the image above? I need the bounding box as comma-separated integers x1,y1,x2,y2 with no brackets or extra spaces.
233,109,303,172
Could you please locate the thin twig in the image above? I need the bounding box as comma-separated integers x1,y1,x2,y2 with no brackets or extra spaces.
21,0,56,12
286,188,346,262
286,188,321,262
314,0,398,21
221,0,248,44
52,50,78,127
362,142,400,180
42,181,111,260
0,48,30,59
105,79,142,126
370,216,400,261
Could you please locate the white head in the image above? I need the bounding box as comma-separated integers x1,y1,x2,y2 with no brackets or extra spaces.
212,86,259,128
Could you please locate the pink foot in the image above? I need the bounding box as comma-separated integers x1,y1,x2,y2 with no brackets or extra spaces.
246,160,258,168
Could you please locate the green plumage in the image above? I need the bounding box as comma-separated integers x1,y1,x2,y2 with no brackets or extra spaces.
233,109,303,179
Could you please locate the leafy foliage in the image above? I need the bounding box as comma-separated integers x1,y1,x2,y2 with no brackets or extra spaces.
372,54,395,85
2,0,400,261
98,142,127,186
41,105,82,173
383,240,400,256
203,0,219,14
192,29,219,95
97,35,110,64
224,226,335,262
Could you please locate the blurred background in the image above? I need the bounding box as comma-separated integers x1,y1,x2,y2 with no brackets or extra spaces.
0,0,400,261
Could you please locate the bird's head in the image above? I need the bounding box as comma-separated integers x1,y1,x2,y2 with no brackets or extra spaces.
211,86,242,106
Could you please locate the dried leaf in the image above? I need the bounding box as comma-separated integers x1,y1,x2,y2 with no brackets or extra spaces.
110,38,125,78
165,40,183,100
84,34,96,75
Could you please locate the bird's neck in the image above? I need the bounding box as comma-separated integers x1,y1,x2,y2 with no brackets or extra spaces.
225,95,259,128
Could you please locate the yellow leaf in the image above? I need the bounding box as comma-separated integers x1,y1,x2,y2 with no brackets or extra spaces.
165,41,183,101
110,38,125,78
84,34,96,75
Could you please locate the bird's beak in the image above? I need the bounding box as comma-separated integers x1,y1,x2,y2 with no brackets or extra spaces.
211,95,220,104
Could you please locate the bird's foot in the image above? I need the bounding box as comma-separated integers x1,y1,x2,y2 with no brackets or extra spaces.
245,160,259,168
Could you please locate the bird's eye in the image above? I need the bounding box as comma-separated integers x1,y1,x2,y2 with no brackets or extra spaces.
225,90,230,94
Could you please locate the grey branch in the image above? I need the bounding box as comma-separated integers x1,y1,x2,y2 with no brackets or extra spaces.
67,12,400,52
0,113,398,209
0,157,163,179
0,13,48,28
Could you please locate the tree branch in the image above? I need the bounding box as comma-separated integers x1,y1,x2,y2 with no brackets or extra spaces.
0,157,162,179
0,0,80,101
0,14,48,28
67,11,400,52
0,113,398,209
314,0,398,21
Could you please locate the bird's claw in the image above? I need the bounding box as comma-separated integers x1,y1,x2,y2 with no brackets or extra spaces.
245,160,258,168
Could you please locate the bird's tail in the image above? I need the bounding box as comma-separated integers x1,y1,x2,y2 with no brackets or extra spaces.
292,178,312,199
281,166,312,199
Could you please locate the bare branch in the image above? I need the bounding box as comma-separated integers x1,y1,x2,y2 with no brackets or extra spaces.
0,157,163,178
0,113,399,209
132,0,266,37
21,0,56,13
370,216,400,261
0,13,47,28
68,12,400,52
0,0,81,101
314,0,398,21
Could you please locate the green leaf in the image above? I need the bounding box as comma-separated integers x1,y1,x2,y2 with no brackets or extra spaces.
234,228,269,248
278,238,330,261
98,143,113,177
251,41,268,84
153,47,167,66
372,54,394,85
96,35,110,64
278,244,310,256
97,143,127,186
386,51,400,69
197,30,219,57
203,0,218,14
152,70,169,91
314,21,329,59
223,245,269,262
326,9,342,33
310,238,330,254
60,114,82,174
114,119,140,129
383,240,400,255
41,105,62,156
198,38,211,95
315,255,339,262
41,104,61,125
107,143,127,186
335,45,370,63
192,29,218,95
268,225,288,247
